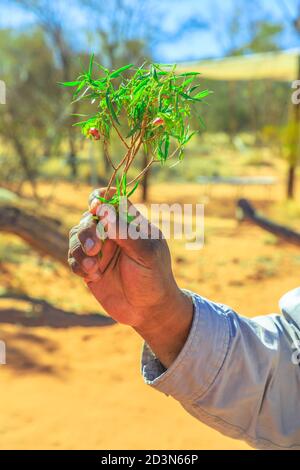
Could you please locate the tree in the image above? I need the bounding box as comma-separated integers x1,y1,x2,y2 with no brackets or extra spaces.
267,0,300,198
0,29,60,198
9,0,82,178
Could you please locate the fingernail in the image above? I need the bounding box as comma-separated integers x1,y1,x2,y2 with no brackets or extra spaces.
84,238,95,252
83,257,96,271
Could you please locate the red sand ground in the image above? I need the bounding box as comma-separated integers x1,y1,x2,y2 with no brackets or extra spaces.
0,181,299,449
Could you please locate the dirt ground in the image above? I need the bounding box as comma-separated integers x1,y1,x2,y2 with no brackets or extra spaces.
0,180,299,450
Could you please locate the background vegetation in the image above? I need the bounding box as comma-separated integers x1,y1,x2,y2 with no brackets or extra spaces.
0,0,300,451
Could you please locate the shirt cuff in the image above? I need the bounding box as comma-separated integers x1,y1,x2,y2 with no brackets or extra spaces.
141,290,231,403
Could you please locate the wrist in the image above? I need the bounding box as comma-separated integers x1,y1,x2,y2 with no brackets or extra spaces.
134,288,194,368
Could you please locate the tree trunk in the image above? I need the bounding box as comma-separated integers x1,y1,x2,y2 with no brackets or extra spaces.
0,293,114,328
68,132,78,178
237,198,300,246
228,81,237,142
0,204,68,265
287,55,300,199
11,137,39,200
248,80,258,144
287,165,296,199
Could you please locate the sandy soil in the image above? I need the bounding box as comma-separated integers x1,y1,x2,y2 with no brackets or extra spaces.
0,180,299,450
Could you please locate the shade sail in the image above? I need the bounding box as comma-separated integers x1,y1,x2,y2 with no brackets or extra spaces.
177,49,300,82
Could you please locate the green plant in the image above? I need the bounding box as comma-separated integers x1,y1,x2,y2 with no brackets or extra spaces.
61,56,211,210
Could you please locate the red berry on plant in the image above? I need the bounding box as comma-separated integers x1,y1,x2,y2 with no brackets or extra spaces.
88,127,101,140
152,117,165,127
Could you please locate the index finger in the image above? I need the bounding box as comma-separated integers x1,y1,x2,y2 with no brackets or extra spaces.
77,212,103,256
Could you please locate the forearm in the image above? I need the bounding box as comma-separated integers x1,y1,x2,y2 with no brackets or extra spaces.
134,289,193,368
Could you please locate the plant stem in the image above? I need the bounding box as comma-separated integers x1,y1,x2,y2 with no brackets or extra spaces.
104,143,133,197
128,157,154,186
104,140,116,170
123,116,148,174
108,112,129,149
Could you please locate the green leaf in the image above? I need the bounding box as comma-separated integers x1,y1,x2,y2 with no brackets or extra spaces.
106,92,120,125
126,213,136,223
183,131,197,145
151,65,159,82
110,64,133,78
59,80,82,87
189,85,200,94
95,62,110,74
180,92,193,101
178,72,200,77
96,195,109,203
133,78,149,95
122,174,127,195
164,134,170,159
72,121,86,127
88,53,94,77
92,78,107,87
181,77,195,87
154,63,174,68
127,181,139,197
193,89,212,100
126,121,141,138
73,80,87,96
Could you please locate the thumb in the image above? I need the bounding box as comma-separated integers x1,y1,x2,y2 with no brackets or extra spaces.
97,201,163,263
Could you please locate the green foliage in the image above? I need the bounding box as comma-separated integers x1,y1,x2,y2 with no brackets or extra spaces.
61,57,211,203
235,21,283,55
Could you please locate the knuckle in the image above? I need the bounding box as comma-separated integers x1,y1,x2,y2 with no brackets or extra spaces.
88,188,104,206
88,187,116,206
71,244,84,261
80,212,93,225
79,216,97,235
68,257,83,276
77,227,97,246
69,225,79,239
68,236,81,258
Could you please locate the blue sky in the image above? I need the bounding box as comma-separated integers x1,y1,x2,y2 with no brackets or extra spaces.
0,0,299,61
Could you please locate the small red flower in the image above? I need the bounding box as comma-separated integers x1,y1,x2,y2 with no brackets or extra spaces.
152,117,165,127
88,127,101,140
